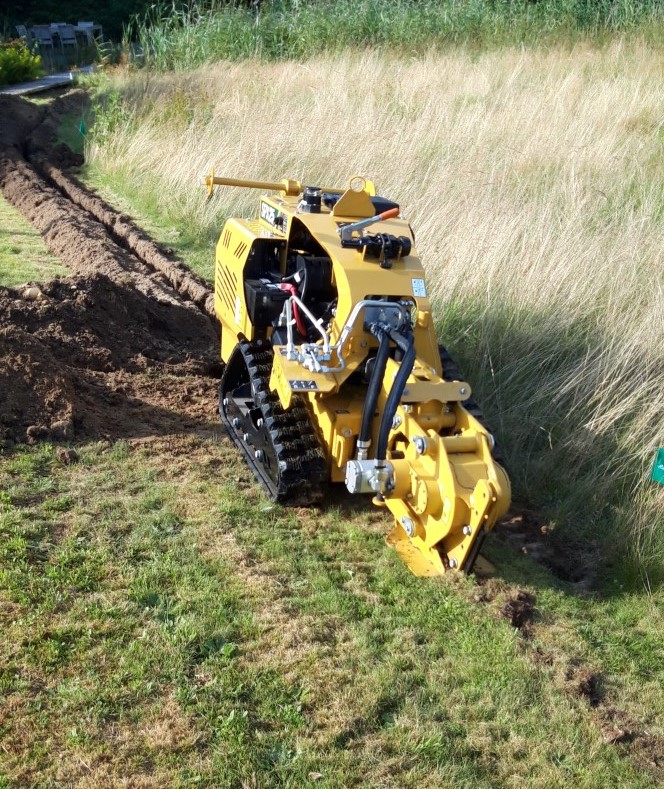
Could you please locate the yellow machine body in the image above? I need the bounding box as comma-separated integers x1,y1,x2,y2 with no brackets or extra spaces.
208,173,510,576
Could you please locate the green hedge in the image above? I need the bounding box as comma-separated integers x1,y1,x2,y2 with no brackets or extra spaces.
0,39,42,86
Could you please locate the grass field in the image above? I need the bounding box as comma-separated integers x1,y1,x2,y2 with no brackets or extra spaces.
1,437,663,786
0,194,65,285
1,34,664,788
85,41,664,586
130,0,664,68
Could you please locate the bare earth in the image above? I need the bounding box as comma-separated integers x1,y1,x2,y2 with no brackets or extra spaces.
0,91,220,446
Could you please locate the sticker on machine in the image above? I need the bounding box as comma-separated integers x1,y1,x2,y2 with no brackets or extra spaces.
289,380,318,391
234,295,242,326
411,278,427,298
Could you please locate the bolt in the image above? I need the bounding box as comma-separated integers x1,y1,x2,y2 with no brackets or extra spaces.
232,417,241,428
223,397,229,407
449,558,458,570
254,450,264,461
462,525,472,536
243,432,250,442
257,418,264,428
459,387,468,396
392,415,402,430
278,460,288,472
400,516,415,537
412,435,427,455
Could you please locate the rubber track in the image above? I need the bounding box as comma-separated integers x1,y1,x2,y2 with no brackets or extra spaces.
220,339,327,506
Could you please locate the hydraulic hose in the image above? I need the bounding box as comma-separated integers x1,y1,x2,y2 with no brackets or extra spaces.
279,283,307,336
375,329,415,464
358,327,391,454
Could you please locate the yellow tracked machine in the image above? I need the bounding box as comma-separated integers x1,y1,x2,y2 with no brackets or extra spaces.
205,173,510,576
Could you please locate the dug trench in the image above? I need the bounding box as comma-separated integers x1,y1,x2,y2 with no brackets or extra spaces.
0,90,220,446
0,90,661,780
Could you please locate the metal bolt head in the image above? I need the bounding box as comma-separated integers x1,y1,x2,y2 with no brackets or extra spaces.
459,387,468,396
242,432,249,442
400,516,415,537
449,558,458,569
223,397,229,407
278,460,288,472
257,418,264,428
462,525,472,536
254,449,264,461
412,435,426,455
392,415,402,430
232,417,241,428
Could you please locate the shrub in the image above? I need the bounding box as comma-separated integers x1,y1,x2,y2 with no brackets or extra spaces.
0,39,42,86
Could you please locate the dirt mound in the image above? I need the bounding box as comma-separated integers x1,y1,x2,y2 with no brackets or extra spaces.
25,89,87,169
0,89,224,447
0,94,45,154
0,275,221,445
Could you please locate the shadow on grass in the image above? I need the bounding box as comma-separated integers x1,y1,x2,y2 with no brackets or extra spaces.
321,293,661,598
435,295,662,594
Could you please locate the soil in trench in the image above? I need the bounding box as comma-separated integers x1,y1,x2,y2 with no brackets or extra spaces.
0,91,220,446
0,275,220,445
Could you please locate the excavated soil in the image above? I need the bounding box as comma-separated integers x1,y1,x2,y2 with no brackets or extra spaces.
0,276,220,444
0,91,220,445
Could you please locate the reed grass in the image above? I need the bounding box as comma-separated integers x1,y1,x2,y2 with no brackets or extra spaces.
87,42,664,587
129,0,664,70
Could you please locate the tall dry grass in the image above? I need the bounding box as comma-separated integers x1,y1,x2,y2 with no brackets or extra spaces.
87,41,664,585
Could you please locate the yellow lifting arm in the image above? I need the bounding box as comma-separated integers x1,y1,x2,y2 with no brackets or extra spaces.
203,169,376,199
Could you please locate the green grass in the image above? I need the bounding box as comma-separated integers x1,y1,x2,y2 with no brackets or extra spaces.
436,297,664,588
82,44,664,588
84,167,218,281
130,0,664,70
55,110,90,158
0,194,66,286
1,437,662,786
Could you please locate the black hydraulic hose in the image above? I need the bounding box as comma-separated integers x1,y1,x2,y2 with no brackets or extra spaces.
359,327,391,446
375,329,415,464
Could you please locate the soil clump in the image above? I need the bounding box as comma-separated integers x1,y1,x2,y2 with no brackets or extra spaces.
0,90,222,446
0,275,220,445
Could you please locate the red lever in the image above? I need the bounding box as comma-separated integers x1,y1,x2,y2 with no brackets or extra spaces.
379,207,400,221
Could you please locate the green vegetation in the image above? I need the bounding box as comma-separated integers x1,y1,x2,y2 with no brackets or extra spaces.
132,0,664,69
1,9,663,782
0,39,42,86
1,437,662,785
84,46,664,589
0,195,65,284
